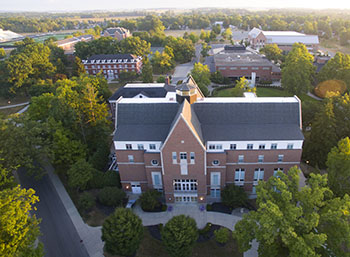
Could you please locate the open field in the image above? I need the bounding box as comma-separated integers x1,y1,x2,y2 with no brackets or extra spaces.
33,33,71,43
164,29,209,37
66,16,144,22
105,228,242,257
320,38,350,55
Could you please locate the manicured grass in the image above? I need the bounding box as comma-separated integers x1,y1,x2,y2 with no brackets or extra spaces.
34,34,71,43
213,87,320,104
164,29,209,37
105,228,243,257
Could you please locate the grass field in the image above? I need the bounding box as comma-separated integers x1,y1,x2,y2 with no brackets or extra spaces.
66,16,144,22
320,38,350,55
105,228,243,257
33,33,71,43
213,87,319,103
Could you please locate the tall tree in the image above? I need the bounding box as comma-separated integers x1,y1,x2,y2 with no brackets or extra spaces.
281,43,315,95
72,56,86,77
141,58,153,83
0,48,5,59
119,36,151,57
190,62,210,96
102,208,143,256
234,167,350,257
326,137,350,197
259,44,283,62
67,159,94,190
0,185,43,257
317,52,350,86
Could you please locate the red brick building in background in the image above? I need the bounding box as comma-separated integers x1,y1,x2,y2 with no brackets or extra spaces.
214,45,281,82
103,27,131,41
82,54,142,80
113,76,303,203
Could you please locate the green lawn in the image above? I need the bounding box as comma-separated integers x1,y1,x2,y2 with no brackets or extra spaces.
213,87,320,104
105,228,243,257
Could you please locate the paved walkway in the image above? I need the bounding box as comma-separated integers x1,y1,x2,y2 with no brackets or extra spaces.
133,204,258,257
42,159,104,257
307,92,323,101
0,101,29,109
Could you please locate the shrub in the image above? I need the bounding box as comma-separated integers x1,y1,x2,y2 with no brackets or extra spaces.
206,204,213,211
102,208,144,256
221,184,248,209
88,170,105,189
161,215,198,257
214,227,230,244
156,76,166,83
78,192,95,212
314,79,347,98
103,170,121,188
198,223,212,235
139,190,161,212
98,187,125,207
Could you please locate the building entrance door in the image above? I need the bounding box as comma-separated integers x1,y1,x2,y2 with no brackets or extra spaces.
175,195,198,203
131,183,142,194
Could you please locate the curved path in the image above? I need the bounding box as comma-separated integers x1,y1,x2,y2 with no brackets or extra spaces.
133,204,258,257
0,101,29,109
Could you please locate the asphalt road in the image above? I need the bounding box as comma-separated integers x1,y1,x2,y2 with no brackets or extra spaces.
18,169,89,257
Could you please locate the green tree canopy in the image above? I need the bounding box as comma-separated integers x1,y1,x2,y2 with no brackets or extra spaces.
67,159,94,190
281,43,315,95
259,44,283,62
190,62,210,96
102,208,143,256
161,215,198,257
234,167,350,257
141,58,153,83
326,137,350,197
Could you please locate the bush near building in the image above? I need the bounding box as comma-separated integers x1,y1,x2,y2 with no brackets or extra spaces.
214,227,231,245
98,186,125,207
139,190,165,212
221,184,248,209
314,79,347,98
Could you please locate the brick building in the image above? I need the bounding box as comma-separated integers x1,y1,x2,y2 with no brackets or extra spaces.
82,54,142,79
248,28,319,52
214,46,281,82
56,34,93,54
103,27,131,41
113,76,303,203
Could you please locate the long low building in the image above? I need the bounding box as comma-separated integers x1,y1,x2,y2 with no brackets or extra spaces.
56,34,93,54
113,76,303,203
214,45,281,82
82,54,142,80
248,28,319,52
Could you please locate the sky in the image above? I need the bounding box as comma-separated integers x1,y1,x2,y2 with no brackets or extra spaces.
1,0,350,12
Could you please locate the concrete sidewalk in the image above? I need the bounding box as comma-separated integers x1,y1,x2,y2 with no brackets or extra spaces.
42,159,103,257
133,204,258,257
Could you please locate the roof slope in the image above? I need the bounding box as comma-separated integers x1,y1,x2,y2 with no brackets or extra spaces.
113,102,179,141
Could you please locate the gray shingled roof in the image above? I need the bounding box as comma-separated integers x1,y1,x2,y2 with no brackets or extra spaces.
114,103,179,141
113,100,303,142
109,87,168,101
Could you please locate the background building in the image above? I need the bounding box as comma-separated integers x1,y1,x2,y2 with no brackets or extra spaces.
56,34,93,55
113,76,303,203
214,45,281,82
248,28,319,52
82,54,142,79
103,27,131,41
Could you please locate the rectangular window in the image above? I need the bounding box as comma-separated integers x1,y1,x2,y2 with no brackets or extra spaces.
271,143,277,149
287,143,294,149
230,144,237,150
258,155,264,163
128,155,134,163
278,154,284,162
252,186,256,194
274,168,284,177
210,188,221,198
235,168,245,185
190,152,195,164
172,152,177,164
126,144,132,150
149,144,156,150
241,67,248,70
247,144,253,150
209,144,215,150
152,172,162,190
216,144,223,150
173,179,197,192
230,67,237,70
259,144,265,150
262,67,270,70
137,144,144,150
180,152,187,160
254,169,264,183
238,155,244,163
211,172,220,186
